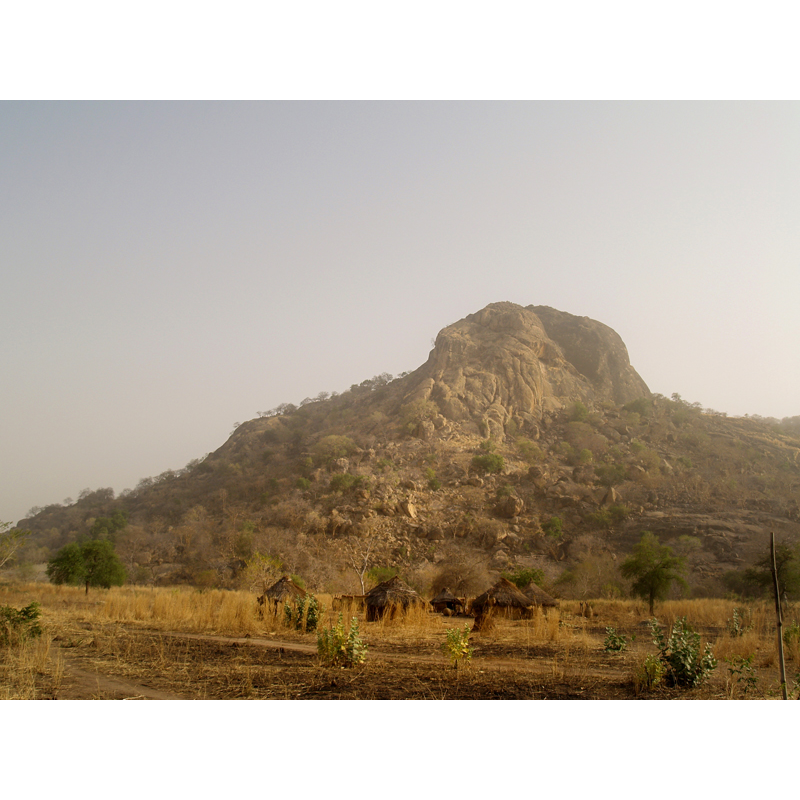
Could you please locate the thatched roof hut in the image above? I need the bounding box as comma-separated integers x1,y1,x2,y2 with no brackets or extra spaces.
364,576,425,621
470,578,535,619
257,575,307,612
523,581,558,608
429,587,465,615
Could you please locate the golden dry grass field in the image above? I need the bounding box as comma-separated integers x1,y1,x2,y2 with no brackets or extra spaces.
2,582,797,699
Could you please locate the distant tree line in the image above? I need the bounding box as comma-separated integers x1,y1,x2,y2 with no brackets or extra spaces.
256,372,409,419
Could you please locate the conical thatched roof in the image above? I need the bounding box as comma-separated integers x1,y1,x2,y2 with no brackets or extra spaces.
471,577,534,612
522,581,558,608
365,576,423,609
263,575,307,602
429,587,464,608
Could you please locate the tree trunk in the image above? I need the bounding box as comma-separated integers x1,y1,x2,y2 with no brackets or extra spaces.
85,580,89,595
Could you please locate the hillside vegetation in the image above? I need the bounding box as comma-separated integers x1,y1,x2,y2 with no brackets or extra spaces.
13,303,800,603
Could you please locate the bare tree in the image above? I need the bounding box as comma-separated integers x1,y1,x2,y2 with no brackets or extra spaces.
340,532,377,594
0,522,31,570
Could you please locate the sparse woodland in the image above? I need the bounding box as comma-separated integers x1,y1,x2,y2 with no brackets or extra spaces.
15,389,800,604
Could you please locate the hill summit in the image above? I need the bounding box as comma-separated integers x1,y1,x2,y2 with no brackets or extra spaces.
403,302,649,437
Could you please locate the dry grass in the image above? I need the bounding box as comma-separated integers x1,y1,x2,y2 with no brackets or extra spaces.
2,581,797,699
100,587,263,636
0,631,64,699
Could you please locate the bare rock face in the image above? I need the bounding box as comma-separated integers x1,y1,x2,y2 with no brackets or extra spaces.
402,302,649,437
495,494,525,519
528,305,650,406
398,499,417,519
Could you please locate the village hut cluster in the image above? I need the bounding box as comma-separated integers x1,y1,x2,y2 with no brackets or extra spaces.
258,574,557,631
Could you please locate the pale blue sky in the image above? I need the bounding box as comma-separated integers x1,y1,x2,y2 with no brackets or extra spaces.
2,101,800,524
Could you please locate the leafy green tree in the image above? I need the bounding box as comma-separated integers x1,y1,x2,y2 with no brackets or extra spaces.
745,542,800,600
501,566,545,589
723,542,800,601
366,565,399,586
45,542,84,585
47,540,126,594
312,435,357,465
620,532,687,615
89,510,128,541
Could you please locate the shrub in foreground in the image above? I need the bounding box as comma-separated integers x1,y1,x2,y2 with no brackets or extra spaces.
442,625,473,669
603,627,631,653
0,602,42,646
284,594,323,632
650,617,717,688
317,614,367,667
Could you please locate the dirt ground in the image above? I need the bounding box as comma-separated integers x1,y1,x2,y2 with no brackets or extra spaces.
45,621,725,700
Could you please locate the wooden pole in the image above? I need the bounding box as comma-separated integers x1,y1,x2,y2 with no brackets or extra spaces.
770,532,788,700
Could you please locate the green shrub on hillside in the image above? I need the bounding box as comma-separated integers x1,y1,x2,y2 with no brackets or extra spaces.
425,467,441,491
400,400,439,433
623,397,651,417
588,504,630,529
516,438,543,463
541,516,562,538
329,473,370,493
570,401,589,422
558,442,593,466
471,453,504,475
312,435,358,465
595,463,627,487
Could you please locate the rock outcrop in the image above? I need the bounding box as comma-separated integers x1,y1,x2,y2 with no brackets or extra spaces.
528,305,649,406
402,302,649,438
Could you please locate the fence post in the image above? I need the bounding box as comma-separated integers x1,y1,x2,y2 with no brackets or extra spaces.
771,532,788,700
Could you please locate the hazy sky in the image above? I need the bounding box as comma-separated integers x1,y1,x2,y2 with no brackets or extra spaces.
2,101,799,525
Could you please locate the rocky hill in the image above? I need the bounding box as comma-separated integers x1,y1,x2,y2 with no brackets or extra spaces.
16,302,800,600
402,302,650,438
